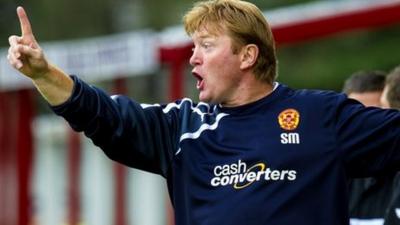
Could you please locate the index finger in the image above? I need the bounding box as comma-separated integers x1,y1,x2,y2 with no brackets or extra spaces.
17,6,33,37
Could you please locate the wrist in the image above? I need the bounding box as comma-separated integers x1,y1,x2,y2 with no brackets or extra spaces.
31,64,74,106
31,63,52,82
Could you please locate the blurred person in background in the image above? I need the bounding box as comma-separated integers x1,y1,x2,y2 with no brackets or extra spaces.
381,66,400,109
382,66,400,225
7,1,400,225
342,71,397,225
343,70,386,107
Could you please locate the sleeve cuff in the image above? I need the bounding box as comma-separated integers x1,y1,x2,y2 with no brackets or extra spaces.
50,75,83,115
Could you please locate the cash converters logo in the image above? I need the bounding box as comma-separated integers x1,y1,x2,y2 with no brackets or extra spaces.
210,160,297,189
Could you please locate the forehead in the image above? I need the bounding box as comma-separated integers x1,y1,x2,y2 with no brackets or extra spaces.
191,31,234,50
191,23,227,39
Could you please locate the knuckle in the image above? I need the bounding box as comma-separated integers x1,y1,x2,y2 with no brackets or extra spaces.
16,45,25,52
10,60,17,67
10,44,18,51
10,46,18,54
8,49,15,59
8,35,18,44
8,54,16,62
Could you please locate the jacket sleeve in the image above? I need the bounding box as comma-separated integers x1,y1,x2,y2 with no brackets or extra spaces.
51,76,178,177
331,94,400,178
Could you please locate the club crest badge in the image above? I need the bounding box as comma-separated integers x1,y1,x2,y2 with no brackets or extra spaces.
278,109,300,131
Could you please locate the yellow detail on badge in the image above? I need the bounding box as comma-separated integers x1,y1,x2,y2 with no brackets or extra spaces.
278,109,300,131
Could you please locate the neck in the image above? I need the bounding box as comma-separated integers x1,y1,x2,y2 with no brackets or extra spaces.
221,74,274,107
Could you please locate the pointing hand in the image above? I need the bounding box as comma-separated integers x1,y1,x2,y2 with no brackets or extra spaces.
7,6,49,79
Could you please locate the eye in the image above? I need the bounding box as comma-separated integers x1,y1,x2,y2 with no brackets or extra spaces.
201,42,212,49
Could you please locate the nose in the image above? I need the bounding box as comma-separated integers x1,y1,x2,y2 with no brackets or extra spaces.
189,46,202,66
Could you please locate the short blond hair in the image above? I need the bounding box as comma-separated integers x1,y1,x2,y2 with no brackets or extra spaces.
386,66,400,109
183,0,277,84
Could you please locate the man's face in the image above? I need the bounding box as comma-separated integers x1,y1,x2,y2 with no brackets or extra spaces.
380,86,391,109
348,91,383,107
190,28,243,105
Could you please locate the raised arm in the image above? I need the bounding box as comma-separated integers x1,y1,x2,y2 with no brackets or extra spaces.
7,6,73,106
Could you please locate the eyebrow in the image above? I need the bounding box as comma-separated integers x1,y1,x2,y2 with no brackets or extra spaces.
195,35,217,42
198,34,213,38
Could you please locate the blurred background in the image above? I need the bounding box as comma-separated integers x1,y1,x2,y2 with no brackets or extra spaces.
0,0,400,225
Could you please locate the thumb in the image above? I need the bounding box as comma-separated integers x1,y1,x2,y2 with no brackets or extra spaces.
18,44,41,59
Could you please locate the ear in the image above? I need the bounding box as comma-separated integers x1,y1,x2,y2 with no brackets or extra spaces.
239,44,259,70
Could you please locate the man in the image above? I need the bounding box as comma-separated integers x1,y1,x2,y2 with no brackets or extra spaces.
343,71,386,107
382,67,400,225
381,66,400,109
7,1,400,225
342,71,397,225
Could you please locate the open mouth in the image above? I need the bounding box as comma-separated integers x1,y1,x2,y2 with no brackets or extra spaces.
193,72,204,90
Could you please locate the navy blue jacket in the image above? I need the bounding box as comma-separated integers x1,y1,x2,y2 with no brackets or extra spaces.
384,173,400,225
349,174,397,224
52,76,400,225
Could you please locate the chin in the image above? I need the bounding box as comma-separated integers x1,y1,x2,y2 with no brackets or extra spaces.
199,92,219,104
199,96,212,103
199,97,210,103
